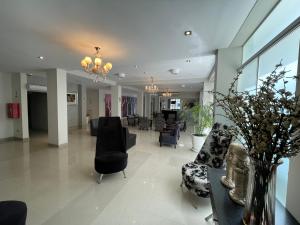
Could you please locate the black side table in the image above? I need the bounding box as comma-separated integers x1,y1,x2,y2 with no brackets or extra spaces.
207,168,299,225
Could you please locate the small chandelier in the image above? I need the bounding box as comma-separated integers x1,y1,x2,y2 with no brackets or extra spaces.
80,47,112,80
145,77,159,93
162,89,172,97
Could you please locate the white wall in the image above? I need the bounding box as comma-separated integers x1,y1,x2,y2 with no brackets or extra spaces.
11,73,29,139
78,84,87,128
286,60,300,222
111,85,122,117
67,83,79,128
214,47,242,124
286,154,300,222
0,72,14,139
86,88,99,119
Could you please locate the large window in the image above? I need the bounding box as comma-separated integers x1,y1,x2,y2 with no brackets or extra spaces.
257,27,300,205
239,18,300,206
237,58,258,94
243,0,300,62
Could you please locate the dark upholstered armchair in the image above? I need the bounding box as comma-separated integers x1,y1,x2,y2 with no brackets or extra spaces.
179,121,186,132
139,117,149,130
123,127,136,150
127,116,135,126
0,201,27,225
94,117,128,183
159,125,180,148
154,114,166,131
90,118,99,136
181,123,232,197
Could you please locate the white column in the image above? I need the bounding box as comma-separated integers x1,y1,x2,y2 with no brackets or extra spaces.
78,84,87,128
98,89,105,117
11,73,29,139
137,91,144,116
111,85,121,117
214,47,242,124
201,80,214,106
144,93,151,118
47,69,68,146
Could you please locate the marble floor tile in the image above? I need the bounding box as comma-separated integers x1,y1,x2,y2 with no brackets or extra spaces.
0,127,213,225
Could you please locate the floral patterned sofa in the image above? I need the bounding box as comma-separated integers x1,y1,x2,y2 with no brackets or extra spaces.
181,123,232,197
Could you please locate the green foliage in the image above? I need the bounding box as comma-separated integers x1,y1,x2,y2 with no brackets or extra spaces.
180,103,213,135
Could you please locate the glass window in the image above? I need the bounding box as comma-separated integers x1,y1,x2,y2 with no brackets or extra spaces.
243,0,300,62
257,26,300,206
237,58,258,94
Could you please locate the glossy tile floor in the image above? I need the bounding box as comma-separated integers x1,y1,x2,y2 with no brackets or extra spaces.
0,127,213,225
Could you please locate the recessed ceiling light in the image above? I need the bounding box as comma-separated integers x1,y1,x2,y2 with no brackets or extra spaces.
186,59,191,63
184,31,192,36
37,56,44,60
181,84,185,88
168,68,180,75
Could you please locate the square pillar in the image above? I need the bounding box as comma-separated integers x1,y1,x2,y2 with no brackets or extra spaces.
111,85,121,117
98,89,105,117
144,93,151,118
214,47,242,124
137,91,144,116
201,80,214,106
78,84,87,128
47,69,68,146
11,73,29,139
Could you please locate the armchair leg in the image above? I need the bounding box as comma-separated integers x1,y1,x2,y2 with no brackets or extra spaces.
122,170,127,178
96,174,103,184
205,213,213,221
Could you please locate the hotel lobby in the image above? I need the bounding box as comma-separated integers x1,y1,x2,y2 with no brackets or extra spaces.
0,0,300,225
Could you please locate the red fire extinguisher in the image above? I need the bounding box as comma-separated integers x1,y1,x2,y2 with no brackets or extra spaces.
7,103,20,119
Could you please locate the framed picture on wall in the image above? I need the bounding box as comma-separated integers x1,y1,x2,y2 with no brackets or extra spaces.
67,93,78,105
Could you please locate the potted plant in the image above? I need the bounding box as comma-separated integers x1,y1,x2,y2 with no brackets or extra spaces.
181,103,213,152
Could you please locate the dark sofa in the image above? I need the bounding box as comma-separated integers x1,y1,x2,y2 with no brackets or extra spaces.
90,117,136,150
0,201,27,225
90,118,99,136
123,127,136,150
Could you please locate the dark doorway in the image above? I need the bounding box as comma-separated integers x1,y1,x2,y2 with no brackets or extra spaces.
27,92,48,133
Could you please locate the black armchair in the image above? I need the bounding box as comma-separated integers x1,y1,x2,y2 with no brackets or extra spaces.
179,121,186,132
123,127,136,150
90,118,98,136
0,201,27,225
94,117,128,183
155,114,166,131
127,116,135,126
139,117,149,130
159,125,180,148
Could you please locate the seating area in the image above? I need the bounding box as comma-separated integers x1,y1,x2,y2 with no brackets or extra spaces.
1,1,300,225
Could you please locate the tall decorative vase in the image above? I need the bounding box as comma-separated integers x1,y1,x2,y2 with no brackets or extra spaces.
242,158,280,225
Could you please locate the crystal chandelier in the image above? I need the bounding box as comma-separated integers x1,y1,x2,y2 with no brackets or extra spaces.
162,89,172,97
80,47,112,80
145,77,159,93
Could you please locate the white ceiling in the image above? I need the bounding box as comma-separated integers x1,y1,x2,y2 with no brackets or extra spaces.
0,0,256,92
